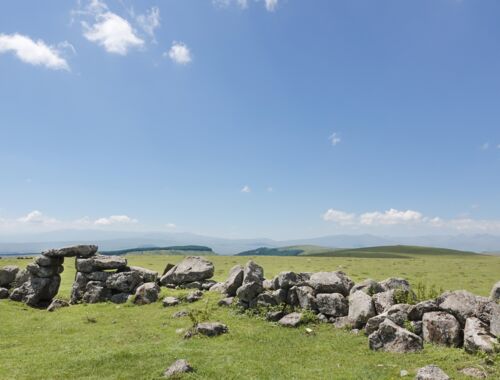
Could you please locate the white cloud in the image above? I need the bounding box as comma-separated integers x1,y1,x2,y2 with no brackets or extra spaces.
94,215,138,225
265,0,278,12
0,33,69,70
136,6,160,39
17,210,58,225
166,42,192,64
329,132,341,146
213,0,248,9
360,209,423,225
241,185,251,193
322,209,356,225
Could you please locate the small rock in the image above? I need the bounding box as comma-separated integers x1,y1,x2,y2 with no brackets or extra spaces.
47,299,69,312
163,296,180,307
186,290,203,303
278,312,303,327
266,310,285,322
400,369,409,377
172,310,189,318
0,287,10,299
163,359,193,378
196,322,228,337
217,297,234,307
459,367,487,379
415,365,450,380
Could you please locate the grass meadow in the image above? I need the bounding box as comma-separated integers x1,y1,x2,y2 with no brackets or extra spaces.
1,253,500,379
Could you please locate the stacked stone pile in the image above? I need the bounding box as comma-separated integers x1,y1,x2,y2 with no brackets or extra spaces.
216,260,500,355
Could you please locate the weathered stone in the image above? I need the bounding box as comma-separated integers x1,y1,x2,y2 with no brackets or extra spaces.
26,263,63,278
437,290,488,326
263,279,274,290
459,367,487,379
105,271,142,293
9,274,60,306
307,271,354,296
127,266,158,283
317,313,329,323
224,265,244,296
379,277,411,292
372,290,395,314
160,256,214,285
289,285,316,310
110,293,131,304
236,282,263,304
273,271,300,290
242,260,264,284
0,265,20,287
76,255,127,273
0,287,9,299
208,282,226,293
368,319,423,353
82,281,111,303
490,281,500,302
42,244,98,258
163,296,180,307
163,359,193,378
162,263,175,276
278,312,303,327
85,271,110,282
408,300,439,321
134,282,160,305
350,279,384,295
34,255,64,267
266,310,285,322
316,293,348,317
196,322,228,337
415,365,450,380
201,280,217,290
218,297,234,307
332,316,351,329
11,269,29,289
422,311,462,347
365,304,410,335
366,314,390,335
186,290,203,303
70,272,88,304
47,299,69,312
348,290,376,328
464,317,497,354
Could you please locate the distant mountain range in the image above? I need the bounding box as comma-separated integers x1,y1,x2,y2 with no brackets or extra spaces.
1,229,500,255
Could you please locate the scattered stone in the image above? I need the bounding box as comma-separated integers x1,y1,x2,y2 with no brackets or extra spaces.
163,296,180,307
348,290,376,328
172,310,189,318
273,271,300,290
224,265,244,296
134,282,160,305
408,300,439,321
372,290,395,314
0,265,20,287
47,299,69,312
278,312,303,327
459,367,487,379
316,293,348,317
42,244,98,258
368,319,423,353
160,256,214,286
163,359,193,378
400,369,409,377
350,279,384,295
307,271,354,296
196,322,228,337
490,281,500,302
0,287,9,299
415,365,450,380
186,290,203,303
218,297,234,307
464,317,497,354
208,283,226,293
105,271,142,293
201,280,217,290
76,255,127,273
266,310,285,322
422,311,462,347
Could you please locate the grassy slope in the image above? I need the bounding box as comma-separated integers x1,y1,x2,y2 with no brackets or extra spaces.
236,245,333,256
302,245,477,258
1,253,500,379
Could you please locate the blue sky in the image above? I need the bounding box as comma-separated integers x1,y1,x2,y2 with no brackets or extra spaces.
0,0,500,240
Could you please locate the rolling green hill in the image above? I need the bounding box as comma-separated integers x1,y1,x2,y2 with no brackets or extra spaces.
235,245,333,256
101,245,215,256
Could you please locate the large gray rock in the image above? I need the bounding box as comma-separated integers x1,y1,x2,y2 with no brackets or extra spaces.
134,282,160,305
254,289,287,308
437,290,488,326
47,299,69,312
287,285,317,310
368,319,423,353
316,293,348,317
224,265,244,296
196,322,228,337
42,244,98,258
34,255,64,267
0,265,20,287
242,260,264,283
127,266,158,283
105,271,142,293
236,282,263,304
0,287,9,299
372,290,395,314
415,365,450,380
273,271,300,290
163,359,193,378
365,304,410,335
76,255,127,273
422,311,462,347
26,263,63,278
307,271,354,296
9,274,60,306
379,277,411,292
82,281,111,303
70,272,89,304
348,290,376,328
11,269,29,289
408,300,439,321
278,312,303,327
463,317,497,354
350,279,384,295
490,281,500,302
160,256,214,285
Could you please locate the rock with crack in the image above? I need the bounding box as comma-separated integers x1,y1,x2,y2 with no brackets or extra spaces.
348,290,376,328
34,256,64,267
163,359,193,378
463,317,498,354
126,266,158,283
160,256,214,286
368,319,423,353
415,365,450,380
196,322,228,337
134,282,160,305
437,290,488,327
105,271,142,293
422,311,462,347
278,312,303,327
82,281,111,304
253,289,287,308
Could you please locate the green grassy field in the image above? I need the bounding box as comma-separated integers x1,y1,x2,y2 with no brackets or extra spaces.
1,253,500,379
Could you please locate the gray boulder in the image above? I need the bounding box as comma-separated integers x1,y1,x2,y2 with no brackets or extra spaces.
287,285,317,310
9,274,60,306
242,260,264,284
34,255,64,267
47,299,69,312
134,282,160,305
42,244,98,258
254,289,286,308
224,265,244,296
316,293,348,317
490,281,500,302
278,312,303,327
208,283,226,293
162,296,180,307
106,271,142,293
160,256,214,285
70,272,89,304
11,269,29,289
372,290,395,314
82,281,111,303
85,271,110,282
365,304,410,335
110,293,131,304
76,255,127,273
0,265,20,287
459,367,487,379
350,279,384,295
26,263,63,278
437,290,488,326
273,271,300,290
348,290,376,328
163,359,193,378
127,266,158,283
415,365,450,380
379,277,411,292
422,311,462,347
307,271,354,296
408,300,439,321
196,322,228,337
463,317,497,354
368,319,423,353
0,287,9,299
236,282,263,304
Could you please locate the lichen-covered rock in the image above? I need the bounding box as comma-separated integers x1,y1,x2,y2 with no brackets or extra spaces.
26,263,63,278
372,290,395,314
160,256,214,285
0,265,20,287
163,359,193,378
196,322,228,337
348,290,376,328
415,365,450,380
379,277,411,292
224,265,244,296
76,255,127,273
47,299,69,312
134,282,160,305
437,290,488,326
82,281,111,303
9,274,60,306
349,279,384,295
42,245,98,258
463,317,497,354
307,271,354,296
278,312,303,327
422,311,462,347
408,300,439,321
105,271,142,293
368,319,423,353
316,293,348,317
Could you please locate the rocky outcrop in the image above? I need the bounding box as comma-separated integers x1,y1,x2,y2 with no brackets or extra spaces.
368,319,423,353
159,256,214,286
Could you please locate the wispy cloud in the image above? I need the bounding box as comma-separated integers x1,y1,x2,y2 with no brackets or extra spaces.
135,6,161,40
94,215,138,225
264,0,278,12
481,142,490,150
241,185,251,193
0,33,69,70
165,42,192,64
329,132,341,146
17,210,58,225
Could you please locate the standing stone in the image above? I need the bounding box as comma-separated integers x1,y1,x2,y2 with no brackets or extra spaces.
463,317,497,354
134,282,160,305
348,290,376,328
243,260,264,284
490,281,500,302
307,271,354,296
70,272,89,304
224,265,244,296
415,365,450,380
0,265,20,287
235,260,264,305
422,311,462,347
163,359,193,378
316,293,348,317
368,319,423,353
42,244,98,258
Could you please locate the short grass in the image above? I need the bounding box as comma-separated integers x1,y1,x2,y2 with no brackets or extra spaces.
1,253,499,379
